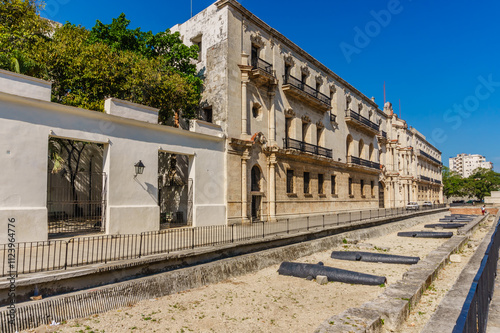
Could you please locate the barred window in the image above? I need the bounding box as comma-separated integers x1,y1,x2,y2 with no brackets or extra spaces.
286,170,294,194
318,174,324,194
331,175,336,195
349,178,353,196
304,172,310,194
361,179,365,196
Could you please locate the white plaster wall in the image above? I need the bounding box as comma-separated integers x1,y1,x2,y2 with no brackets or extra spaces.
0,76,226,242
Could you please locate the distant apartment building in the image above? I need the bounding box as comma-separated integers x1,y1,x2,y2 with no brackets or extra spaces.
449,153,493,178
172,0,443,223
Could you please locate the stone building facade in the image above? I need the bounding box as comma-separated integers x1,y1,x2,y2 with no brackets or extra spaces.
172,0,442,223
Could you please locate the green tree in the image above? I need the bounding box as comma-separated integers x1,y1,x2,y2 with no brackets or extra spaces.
467,168,500,200
442,166,467,199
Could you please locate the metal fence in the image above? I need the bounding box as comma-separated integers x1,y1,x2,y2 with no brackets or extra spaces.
0,205,446,277
452,216,500,333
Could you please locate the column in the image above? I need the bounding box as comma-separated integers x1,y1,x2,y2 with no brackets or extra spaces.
241,149,250,222
268,90,276,145
239,53,251,138
268,153,277,221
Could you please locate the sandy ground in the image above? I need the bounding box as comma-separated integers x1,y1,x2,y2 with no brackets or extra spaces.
24,211,488,333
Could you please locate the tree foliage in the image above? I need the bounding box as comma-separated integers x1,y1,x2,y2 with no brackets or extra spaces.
443,166,500,200
0,1,202,122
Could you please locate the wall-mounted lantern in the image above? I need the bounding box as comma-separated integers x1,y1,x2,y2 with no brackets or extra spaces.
134,160,145,176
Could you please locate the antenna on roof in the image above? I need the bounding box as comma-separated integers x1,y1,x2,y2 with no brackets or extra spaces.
191,0,193,17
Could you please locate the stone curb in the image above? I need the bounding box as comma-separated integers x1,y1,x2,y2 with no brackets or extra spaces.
315,214,489,333
0,211,445,333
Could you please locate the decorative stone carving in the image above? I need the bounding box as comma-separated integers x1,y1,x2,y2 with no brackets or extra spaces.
301,115,311,123
251,131,267,145
315,75,324,85
250,32,265,48
283,53,295,67
300,65,310,77
316,121,324,129
329,84,337,94
284,108,295,118
358,103,363,111
345,94,352,109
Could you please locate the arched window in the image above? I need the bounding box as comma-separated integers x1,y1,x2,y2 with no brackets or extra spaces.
251,165,261,192
358,139,364,159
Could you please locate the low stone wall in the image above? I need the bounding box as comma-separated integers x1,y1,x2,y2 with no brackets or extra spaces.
450,207,498,215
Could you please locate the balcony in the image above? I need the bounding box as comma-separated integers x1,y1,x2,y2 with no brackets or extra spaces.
419,175,431,182
418,149,443,166
282,75,331,112
377,130,388,143
284,137,332,159
250,57,276,85
345,109,379,135
347,156,380,170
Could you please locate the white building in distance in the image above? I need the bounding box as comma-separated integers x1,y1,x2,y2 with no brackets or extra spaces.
449,153,493,178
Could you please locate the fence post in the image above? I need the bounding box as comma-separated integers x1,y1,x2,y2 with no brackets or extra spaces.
192,228,195,249
287,219,289,234
64,240,69,270
322,215,325,229
138,233,143,258
307,216,309,231
337,213,339,225
262,221,265,238
231,224,234,243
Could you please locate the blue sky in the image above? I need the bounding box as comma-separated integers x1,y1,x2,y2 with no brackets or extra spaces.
41,0,500,171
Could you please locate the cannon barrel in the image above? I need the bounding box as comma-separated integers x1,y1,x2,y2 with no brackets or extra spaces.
330,251,419,264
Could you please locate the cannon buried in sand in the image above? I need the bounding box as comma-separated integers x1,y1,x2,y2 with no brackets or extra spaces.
330,251,420,265
277,262,386,285
397,231,453,238
424,223,465,229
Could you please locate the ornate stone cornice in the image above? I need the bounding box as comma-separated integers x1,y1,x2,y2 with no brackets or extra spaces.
250,32,265,48
300,65,310,77
316,121,324,129
301,115,311,123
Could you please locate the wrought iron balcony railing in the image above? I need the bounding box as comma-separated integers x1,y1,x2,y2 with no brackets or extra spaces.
381,130,387,138
347,156,380,170
283,74,331,105
284,137,332,159
419,150,442,166
419,175,431,182
251,57,273,75
345,109,379,132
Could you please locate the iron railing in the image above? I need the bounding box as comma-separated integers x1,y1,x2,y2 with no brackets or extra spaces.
419,149,443,166
345,109,379,132
419,175,431,182
284,137,332,158
380,131,387,138
347,155,380,170
283,74,331,105
453,216,500,333
251,57,273,75
0,205,446,277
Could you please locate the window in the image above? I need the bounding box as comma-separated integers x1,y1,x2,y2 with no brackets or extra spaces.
192,35,203,61
251,165,260,192
361,179,365,196
202,106,212,123
316,127,323,146
301,73,307,87
331,175,336,195
285,117,292,139
286,170,294,194
252,104,261,118
349,178,353,196
316,82,321,92
284,63,291,81
318,174,324,194
196,40,202,59
371,180,374,197
302,122,308,142
251,45,259,67
304,172,310,194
